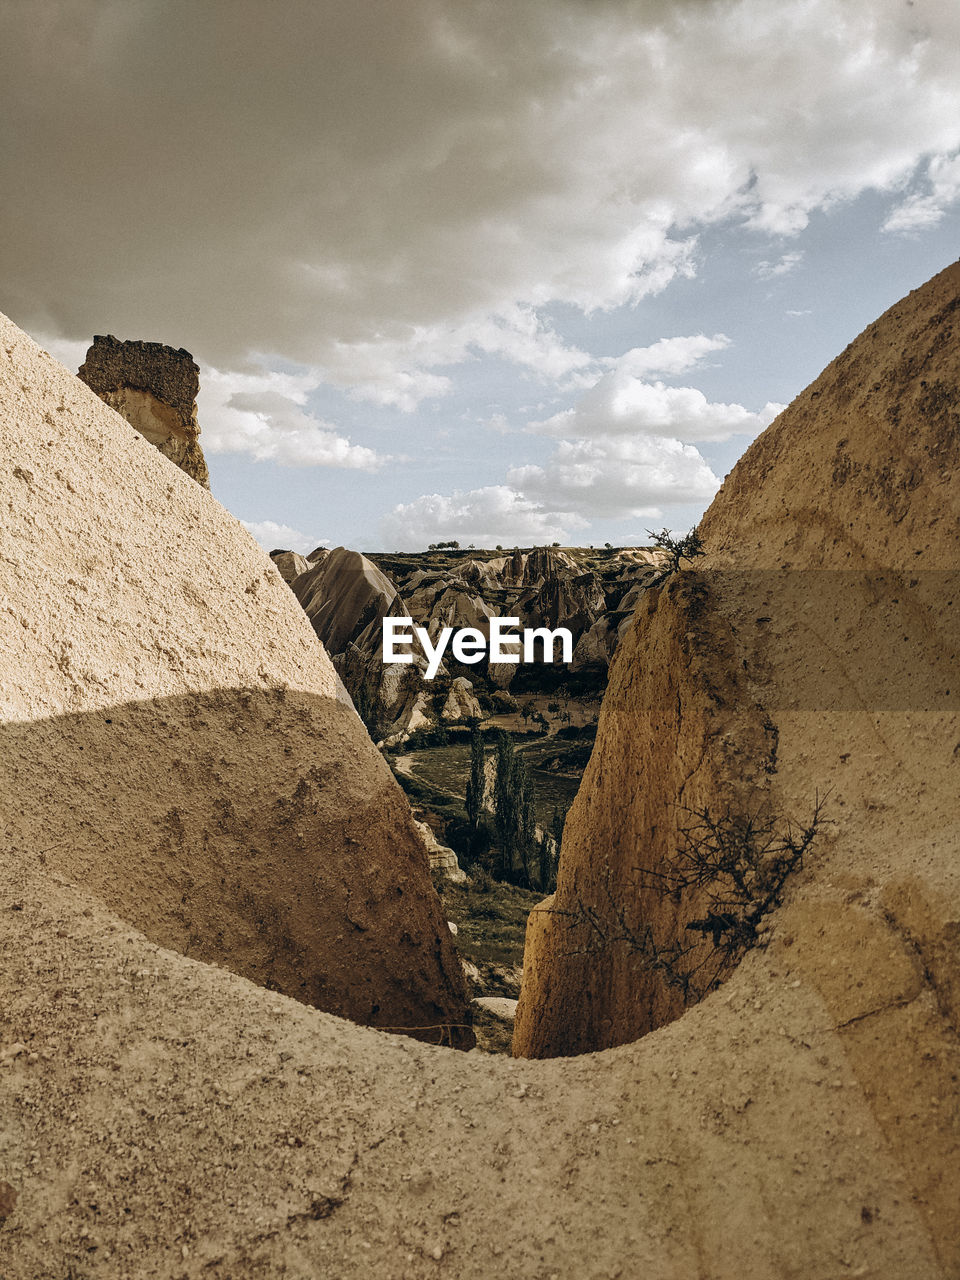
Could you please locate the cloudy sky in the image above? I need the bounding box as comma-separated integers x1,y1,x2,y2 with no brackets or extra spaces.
3,0,959,551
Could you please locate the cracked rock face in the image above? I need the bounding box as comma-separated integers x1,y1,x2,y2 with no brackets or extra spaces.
78,334,211,487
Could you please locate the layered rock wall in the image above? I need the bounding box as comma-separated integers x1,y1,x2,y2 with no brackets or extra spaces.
78,334,210,487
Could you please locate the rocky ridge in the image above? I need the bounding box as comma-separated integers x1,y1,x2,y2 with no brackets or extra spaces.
0,313,470,1049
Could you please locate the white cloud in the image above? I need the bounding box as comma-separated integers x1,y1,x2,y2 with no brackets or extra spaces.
3,0,960,399
320,305,594,411
604,334,732,379
882,151,960,233
382,430,723,548
199,370,385,469
755,252,804,280
519,332,781,444
483,413,512,435
508,435,721,519
532,376,783,444
241,520,322,555
379,485,586,550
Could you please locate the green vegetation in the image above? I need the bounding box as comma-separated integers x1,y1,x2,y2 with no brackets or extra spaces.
465,726,484,833
393,726,569,893
440,878,543,970
493,731,535,886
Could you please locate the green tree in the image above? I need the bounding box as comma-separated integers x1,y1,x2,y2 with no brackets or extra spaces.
515,753,535,888
493,731,536,887
493,731,517,880
538,829,557,894
646,526,705,585
465,726,485,833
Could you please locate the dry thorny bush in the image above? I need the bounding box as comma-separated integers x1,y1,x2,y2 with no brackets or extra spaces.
555,793,827,1003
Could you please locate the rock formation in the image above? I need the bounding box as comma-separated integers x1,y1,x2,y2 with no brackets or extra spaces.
516,260,960,1054
3,281,958,1277
413,817,467,882
289,545,438,740
439,675,482,723
0,312,470,1048
269,549,312,583
278,543,658,744
514,262,960,1263
77,334,211,487
293,546,403,659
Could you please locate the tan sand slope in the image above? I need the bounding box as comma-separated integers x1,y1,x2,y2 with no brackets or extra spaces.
0,312,471,1047
1,284,958,1276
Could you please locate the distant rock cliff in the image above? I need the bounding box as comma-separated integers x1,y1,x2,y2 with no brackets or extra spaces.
78,334,210,487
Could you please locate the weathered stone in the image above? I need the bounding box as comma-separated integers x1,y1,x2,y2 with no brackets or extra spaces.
440,676,482,722
270,550,312,584
414,818,467,883
78,334,210,487
516,262,960,1090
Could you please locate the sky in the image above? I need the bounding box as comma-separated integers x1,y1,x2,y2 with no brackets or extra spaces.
2,0,959,553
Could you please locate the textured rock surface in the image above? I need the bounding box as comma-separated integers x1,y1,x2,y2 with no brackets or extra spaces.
3,299,958,1278
440,675,482,722
78,334,211,486
516,260,960,1055
270,549,313,583
413,819,467,883
291,545,431,738
514,262,957,1259
3,850,950,1277
0,312,470,1047
513,263,960,1265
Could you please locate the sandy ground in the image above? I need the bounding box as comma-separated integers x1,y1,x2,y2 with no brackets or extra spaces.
3,847,954,1279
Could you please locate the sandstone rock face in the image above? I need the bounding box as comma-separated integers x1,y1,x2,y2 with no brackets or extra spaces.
78,334,211,487
270,549,312,583
5,300,958,1278
440,675,482,722
0,312,470,1048
513,263,960,1267
413,818,467,883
